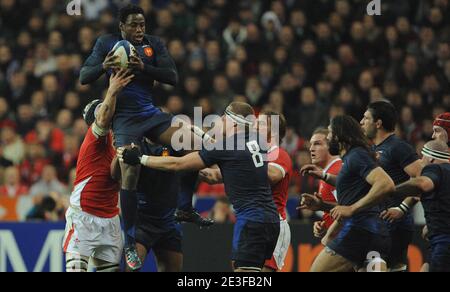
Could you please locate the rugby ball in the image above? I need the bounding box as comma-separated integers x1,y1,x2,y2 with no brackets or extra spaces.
111,40,136,69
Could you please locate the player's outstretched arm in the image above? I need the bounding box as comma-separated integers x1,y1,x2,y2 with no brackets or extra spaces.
381,158,424,222
95,69,134,130
117,147,206,172
394,177,434,198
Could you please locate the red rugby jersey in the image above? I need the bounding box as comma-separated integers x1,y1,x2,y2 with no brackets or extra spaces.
70,127,120,218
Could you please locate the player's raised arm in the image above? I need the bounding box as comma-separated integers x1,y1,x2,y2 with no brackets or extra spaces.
80,36,119,85
117,147,206,172
95,69,134,133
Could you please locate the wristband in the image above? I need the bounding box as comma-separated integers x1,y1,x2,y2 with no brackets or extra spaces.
399,202,410,214
140,155,149,166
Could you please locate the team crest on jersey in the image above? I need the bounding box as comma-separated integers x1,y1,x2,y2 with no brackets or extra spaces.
144,47,154,57
375,151,383,161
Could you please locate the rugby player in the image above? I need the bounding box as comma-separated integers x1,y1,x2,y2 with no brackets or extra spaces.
79,4,207,269
298,128,342,239
433,113,450,147
360,101,423,272
378,140,450,272
63,69,134,272
111,141,183,272
199,111,293,272
118,102,280,272
306,115,395,272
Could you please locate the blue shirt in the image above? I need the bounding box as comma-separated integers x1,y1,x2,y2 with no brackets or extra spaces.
80,34,178,118
374,134,419,207
421,163,450,238
198,132,279,224
374,134,419,230
336,147,388,235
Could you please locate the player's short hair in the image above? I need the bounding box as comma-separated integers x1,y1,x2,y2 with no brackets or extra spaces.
260,110,287,140
225,102,255,131
83,99,102,127
423,140,450,161
312,128,329,138
119,4,145,23
367,101,397,132
425,140,449,154
229,101,255,118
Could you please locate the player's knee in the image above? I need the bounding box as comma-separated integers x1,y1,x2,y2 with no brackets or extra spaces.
66,254,89,272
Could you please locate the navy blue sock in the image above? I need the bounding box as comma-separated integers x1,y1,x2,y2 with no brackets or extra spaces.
120,189,137,247
177,171,198,211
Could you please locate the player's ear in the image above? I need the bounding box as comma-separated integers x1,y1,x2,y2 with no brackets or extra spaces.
375,119,382,129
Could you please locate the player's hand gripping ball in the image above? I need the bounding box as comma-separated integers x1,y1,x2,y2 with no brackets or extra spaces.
111,40,137,69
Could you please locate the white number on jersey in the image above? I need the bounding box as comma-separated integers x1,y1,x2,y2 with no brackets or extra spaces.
246,141,264,168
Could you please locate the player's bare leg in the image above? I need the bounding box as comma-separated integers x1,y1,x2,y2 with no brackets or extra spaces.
261,266,276,272
154,249,183,272
92,258,120,272
310,248,355,272
120,155,143,271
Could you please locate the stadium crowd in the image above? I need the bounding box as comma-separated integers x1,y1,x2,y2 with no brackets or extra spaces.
0,0,449,222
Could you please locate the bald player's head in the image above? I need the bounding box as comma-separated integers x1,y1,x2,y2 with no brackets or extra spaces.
421,140,450,165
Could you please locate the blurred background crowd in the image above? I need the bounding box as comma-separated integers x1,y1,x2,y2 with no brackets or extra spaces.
0,0,449,223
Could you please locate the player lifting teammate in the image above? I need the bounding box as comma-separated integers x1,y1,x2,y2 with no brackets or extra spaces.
63,69,133,272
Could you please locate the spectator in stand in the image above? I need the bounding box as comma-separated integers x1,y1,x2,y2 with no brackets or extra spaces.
0,166,28,198
29,165,66,199
0,97,15,129
1,125,25,165
19,142,49,186
25,118,64,157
